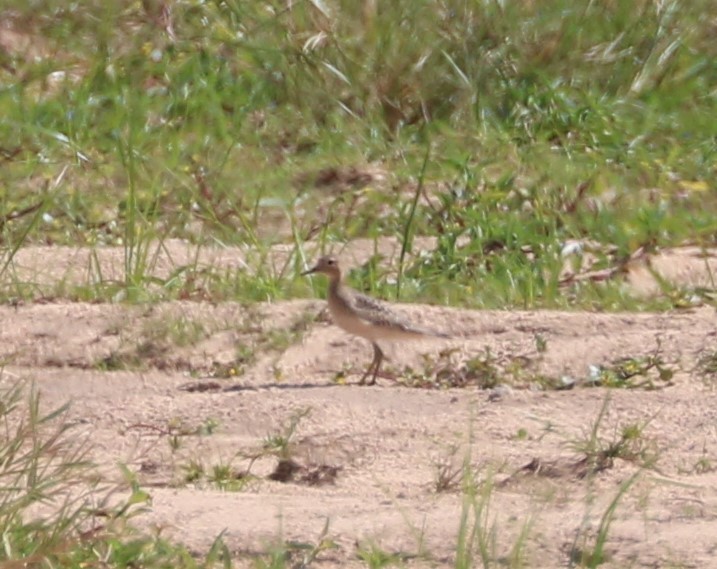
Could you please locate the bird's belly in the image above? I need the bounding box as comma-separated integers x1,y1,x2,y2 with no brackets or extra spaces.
329,305,419,342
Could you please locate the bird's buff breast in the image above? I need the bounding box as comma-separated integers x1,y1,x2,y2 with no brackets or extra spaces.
328,301,378,339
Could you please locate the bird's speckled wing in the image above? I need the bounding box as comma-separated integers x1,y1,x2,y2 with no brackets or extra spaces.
348,288,449,338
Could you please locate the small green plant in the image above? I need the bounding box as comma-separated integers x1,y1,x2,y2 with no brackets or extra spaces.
695,348,717,386
222,309,317,379
434,446,465,494
127,416,218,454
239,408,310,477
514,428,529,441
454,467,497,569
180,456,252,492
450,433,536,569
332,361,356,384
198,417,221,436
261,408,312,462
570,395,659,475
182,459,205,484
588,342,675,389
211,343,256,378
692,444,714,474
569,471,642,568
694,455,714,474
253,519,336,569
208,461,249,492
356,543,407,568
96,350,143,371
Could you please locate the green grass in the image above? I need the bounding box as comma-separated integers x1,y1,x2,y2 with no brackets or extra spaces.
0,0,715,307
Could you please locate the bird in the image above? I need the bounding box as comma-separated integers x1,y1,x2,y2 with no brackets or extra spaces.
302,255,450,385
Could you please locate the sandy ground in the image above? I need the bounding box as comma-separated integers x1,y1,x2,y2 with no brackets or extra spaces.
2,243,717,568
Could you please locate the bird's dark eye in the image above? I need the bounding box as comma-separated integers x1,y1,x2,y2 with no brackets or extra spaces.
328,259,335,265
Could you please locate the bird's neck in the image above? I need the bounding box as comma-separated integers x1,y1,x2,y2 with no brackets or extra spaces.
328,273,342,295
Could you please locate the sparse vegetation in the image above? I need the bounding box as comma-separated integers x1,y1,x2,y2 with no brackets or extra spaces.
454,467,505,569
401,347,503,389
570,395,660,475
92,305,311,376
234,407,340,486
587,342,675,390
356,543,410,569
177,453,254,492
128,415,219,448
569,471,642,568
208,461,248,492
252,520,337,569
0,378,234,567
434,445,468,494
696,348,717,385
97,311,213,371
397,344,563,391
260,407,312,463
692,446,715,475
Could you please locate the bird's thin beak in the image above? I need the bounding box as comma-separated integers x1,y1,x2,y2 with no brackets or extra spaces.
301,265,317,276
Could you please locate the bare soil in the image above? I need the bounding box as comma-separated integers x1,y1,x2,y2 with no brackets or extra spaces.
2,243,717,568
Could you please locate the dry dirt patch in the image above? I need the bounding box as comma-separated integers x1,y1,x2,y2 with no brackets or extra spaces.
1,298,717,567
2,245,717,567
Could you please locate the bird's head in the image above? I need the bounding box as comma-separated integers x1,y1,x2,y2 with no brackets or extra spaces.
302,255,341,279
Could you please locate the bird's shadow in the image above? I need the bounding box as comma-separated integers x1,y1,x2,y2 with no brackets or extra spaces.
222,381,345,393
177,375,396,394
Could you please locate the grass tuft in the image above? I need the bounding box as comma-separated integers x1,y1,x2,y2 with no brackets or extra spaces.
0,0,714,307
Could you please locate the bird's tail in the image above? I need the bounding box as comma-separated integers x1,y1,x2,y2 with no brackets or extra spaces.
410,325,452,339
